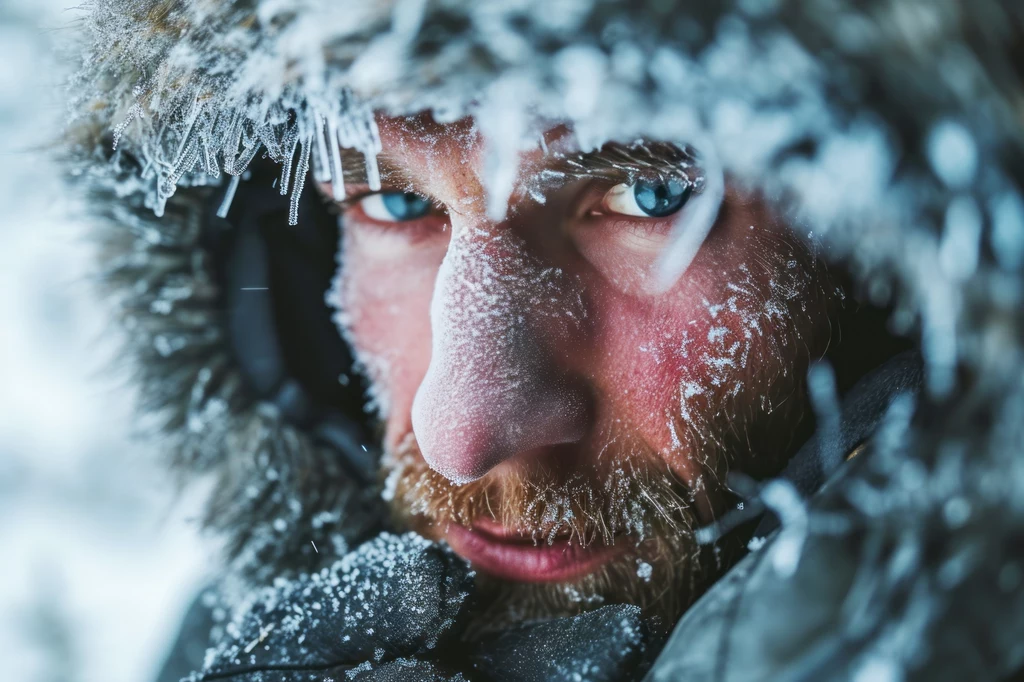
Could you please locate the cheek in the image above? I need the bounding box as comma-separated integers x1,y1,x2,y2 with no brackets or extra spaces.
586,276,710,476
338,228,444,446
586,219,826,480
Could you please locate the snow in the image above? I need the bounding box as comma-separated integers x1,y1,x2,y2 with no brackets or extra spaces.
991,191,1024,271
0,3,214,681
926,120,978,190
939,196,982,281
216,174,241,219
654,138,725,290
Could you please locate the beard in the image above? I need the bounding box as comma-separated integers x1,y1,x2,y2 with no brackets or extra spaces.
382,426,734,634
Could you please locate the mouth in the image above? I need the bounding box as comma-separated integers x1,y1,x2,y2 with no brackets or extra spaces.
444,517,626,583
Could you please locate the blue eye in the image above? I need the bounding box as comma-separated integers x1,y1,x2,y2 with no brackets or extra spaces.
602,178,693,218
359,192,433,222
633,178,691,217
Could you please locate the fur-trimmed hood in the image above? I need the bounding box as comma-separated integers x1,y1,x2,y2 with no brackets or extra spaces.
65,0,1024,678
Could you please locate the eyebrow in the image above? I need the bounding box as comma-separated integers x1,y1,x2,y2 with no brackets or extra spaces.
316,148,418,203
549,141,703,183
329,140,704,200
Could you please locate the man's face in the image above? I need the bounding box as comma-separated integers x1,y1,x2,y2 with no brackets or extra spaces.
325,113,836,626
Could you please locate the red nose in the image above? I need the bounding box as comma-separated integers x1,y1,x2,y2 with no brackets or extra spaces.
410,222,590,483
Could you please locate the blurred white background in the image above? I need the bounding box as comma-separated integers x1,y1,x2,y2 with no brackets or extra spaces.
0,2,215,681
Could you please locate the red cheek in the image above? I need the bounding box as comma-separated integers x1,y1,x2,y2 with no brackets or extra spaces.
587,285,709,471
338,229,444,448
583,220,813,494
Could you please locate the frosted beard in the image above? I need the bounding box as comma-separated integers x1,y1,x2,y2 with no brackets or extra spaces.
381,427,725,634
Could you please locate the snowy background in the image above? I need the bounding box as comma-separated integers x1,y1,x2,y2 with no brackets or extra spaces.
0,2,215,681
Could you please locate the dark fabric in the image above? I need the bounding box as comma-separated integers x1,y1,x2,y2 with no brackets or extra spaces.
753,350,923,537
470,605,649,682
158,534,658,682
198,533,472,681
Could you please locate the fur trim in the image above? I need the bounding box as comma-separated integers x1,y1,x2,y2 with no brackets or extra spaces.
71,146,383,580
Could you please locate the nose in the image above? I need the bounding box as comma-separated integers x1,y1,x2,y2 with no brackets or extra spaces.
410,221,590,484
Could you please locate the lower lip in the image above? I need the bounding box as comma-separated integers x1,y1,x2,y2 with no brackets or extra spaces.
445,522,624,583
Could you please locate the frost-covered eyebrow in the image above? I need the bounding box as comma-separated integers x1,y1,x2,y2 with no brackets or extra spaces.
550,141,703,183
329,140,702,200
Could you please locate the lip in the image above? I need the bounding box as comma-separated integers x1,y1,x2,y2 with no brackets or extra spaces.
444,519,625,583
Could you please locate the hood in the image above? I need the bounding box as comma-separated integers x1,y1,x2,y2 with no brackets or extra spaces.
64,0,1024,677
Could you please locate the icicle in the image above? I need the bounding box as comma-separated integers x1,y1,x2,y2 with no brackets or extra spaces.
234,136,263,176
222,113,246,175
327,118,346,201
200,134,221,178
162,137,201,198
218,175,241,219
364,113,383,191
207,109,231,162
153,195,167,219
654,137,725,291
171,98,204,167
280,130,299,196
255,123,283,161
289,136,312,226
314,114,332,183
364,152,382,192
111,102,142,150
152,165,171,218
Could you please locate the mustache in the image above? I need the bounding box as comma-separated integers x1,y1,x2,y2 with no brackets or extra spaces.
382,431,725,630
383,431,699,548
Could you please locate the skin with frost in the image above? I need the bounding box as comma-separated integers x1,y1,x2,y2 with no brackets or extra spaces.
326,112,838,627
